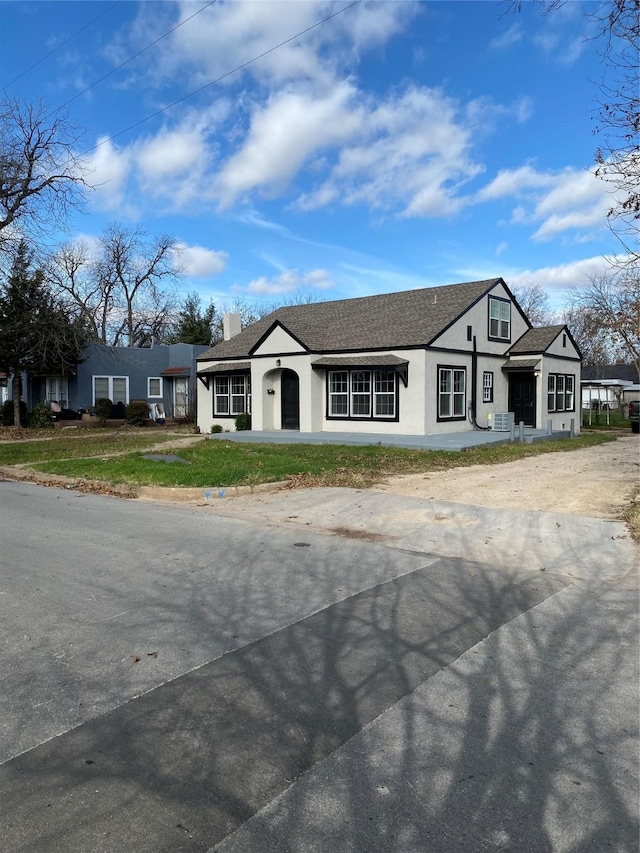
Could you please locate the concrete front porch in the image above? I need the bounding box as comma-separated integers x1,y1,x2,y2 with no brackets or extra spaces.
208,426,573,452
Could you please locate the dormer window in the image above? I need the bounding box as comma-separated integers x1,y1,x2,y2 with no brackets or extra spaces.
489,297,511,341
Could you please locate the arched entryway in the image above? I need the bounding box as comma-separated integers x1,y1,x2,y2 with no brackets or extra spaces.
281,369,300,430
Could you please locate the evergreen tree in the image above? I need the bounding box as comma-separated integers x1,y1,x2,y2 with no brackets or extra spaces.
0,240,87,426
165,292,217,345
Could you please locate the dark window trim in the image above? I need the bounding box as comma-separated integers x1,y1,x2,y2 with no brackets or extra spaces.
488,295,512,343
212,373,251,417
325,368,400,422
482,370,494,403
436,364,467,422
547,372,576,413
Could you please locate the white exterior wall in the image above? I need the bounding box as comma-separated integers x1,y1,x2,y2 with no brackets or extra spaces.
474,355,510,427
540,355,581,433
422,352,472,434
318,349,428,435
544,330,579,359
195,295,583,437
432,286,529,356
253,326,306,356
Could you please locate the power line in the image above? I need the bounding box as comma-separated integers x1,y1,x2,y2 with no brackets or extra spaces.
82,0,362,157
2,1,122,89
55,0,218,115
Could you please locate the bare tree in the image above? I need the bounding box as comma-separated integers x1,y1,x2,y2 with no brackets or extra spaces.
0,97,87,254
567,266,640,374
96,225,181,347
562,303,616,366
49,225,182,347
48,240,112,342
509,281,554,326
505,0,639,257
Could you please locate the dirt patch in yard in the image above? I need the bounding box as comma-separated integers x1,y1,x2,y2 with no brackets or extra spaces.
374,434,639,521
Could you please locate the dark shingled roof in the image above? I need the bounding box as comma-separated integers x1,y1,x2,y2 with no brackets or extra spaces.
581,364,639,382
311,355,409,367
197,279,503,361
502,358,541,371
509,325,566,355
198,361,251,374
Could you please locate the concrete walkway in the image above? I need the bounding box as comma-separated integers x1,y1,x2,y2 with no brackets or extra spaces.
209,426,571,452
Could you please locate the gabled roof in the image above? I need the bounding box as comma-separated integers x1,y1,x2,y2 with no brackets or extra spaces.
509,325,576,355
197,278,504,360
502,358,541,372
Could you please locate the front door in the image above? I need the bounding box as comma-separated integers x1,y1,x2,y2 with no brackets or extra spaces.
173,377,188,419
281,370,300,429
509,374,536,427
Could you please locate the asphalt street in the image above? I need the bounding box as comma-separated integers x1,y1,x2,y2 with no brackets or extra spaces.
0,479,638,852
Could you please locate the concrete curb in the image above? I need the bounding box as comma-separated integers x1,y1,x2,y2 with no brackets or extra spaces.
137,481,284,503
0,466,138,498
0,465,283,503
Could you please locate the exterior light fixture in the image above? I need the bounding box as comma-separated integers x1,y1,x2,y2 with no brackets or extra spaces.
276,359,281,367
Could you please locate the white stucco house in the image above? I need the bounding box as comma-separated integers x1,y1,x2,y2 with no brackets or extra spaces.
196,278,582,437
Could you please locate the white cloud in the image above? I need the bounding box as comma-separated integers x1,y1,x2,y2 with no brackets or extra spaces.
490,24,523,50
506,255,621,302
86,137,133,213
476,164,556,202
216,82,362,207
123,0,419,92
241,268,334,296
531,168,613,240
136,125,207,182
175,242,228,277
477,163,614,242
296,85,484,217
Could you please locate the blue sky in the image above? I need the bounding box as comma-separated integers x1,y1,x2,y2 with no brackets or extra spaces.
1,0,622,313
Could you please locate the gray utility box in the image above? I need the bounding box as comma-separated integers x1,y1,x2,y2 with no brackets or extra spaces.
488,412,514,431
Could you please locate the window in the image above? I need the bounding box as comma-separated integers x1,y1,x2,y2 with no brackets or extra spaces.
489,297,511,341
467,325,472,342
329,371,348,415
374,371,396,417
148,377,163,398
351,371,371,416
231,376,248,414
565,375,574,410
548,373,576,413
93,376,128,405
556,375,565,411
482,371,493,403
328,369,397,419
438,367,466,420
214,374,250,416
46,377,69,408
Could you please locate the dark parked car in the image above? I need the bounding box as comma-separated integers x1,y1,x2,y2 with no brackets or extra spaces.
629,400,639,433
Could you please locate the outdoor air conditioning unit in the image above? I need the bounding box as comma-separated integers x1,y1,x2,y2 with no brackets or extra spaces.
487,412,514,432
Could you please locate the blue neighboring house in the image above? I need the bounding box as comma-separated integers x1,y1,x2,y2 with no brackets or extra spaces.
25,342,208,420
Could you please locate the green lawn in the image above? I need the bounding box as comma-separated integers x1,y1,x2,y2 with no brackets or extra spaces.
0,430,182,467
9,432,618,489
581,409,631,430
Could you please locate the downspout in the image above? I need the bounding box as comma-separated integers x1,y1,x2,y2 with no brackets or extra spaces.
469,335,490,430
